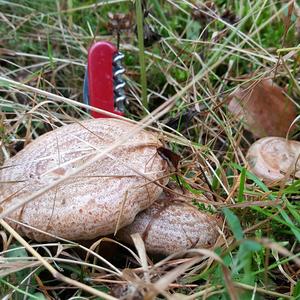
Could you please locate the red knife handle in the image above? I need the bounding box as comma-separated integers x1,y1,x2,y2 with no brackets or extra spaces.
87,41,124,118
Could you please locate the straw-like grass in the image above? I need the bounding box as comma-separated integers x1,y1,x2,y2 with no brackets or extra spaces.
1,0,300,299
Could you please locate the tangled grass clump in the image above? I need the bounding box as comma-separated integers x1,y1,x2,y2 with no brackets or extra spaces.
0,0,300,299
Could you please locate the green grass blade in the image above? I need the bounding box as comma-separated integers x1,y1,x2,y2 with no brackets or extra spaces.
238,167,246,202
135,0,148,112
222,207,244,241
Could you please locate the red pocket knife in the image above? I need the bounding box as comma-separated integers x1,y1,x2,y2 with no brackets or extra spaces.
83,41,126,118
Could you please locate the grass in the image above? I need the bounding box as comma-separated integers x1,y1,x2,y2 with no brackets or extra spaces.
0,0,300,299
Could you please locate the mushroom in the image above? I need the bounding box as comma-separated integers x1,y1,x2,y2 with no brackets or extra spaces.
117,192,222,255
0,118,222,254
0,118,169,241
246,137,300,184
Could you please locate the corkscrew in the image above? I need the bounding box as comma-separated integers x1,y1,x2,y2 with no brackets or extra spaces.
83,41,126,118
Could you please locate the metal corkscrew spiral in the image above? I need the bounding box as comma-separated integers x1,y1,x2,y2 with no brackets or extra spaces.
113,52,126,113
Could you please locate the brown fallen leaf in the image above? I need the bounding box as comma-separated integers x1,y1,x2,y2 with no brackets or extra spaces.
228,78,297,137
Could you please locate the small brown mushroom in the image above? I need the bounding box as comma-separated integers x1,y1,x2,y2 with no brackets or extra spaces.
117,194,222,255
246,137,300,184
0,118,169,241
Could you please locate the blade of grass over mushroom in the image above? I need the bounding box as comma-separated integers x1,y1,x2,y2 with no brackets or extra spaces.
0,102,170,220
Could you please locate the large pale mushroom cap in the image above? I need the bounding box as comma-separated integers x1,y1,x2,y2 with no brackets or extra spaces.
0,118,169,241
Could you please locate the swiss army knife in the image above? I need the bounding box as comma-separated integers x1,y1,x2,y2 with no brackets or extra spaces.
83,41,126,118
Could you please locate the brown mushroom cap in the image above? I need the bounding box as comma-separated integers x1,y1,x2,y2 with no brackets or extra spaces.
117,195,222,255
246,136,300,184
0,118,169,241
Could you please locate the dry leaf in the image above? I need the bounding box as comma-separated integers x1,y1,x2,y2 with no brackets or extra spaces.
228,79,297,137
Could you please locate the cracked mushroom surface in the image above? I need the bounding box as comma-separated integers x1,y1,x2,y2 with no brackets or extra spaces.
117,193,222,255
0,118,169,241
